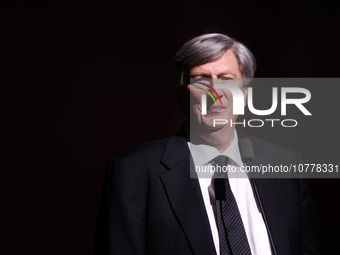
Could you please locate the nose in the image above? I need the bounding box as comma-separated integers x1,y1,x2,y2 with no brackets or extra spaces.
203,80,223,106
210,79,224,99
214,88,224,98
195,78,223,105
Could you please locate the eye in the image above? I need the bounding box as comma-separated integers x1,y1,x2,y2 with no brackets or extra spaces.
220,77,233,81
191,78,210,87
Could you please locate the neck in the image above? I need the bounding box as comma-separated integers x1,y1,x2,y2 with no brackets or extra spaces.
189,124,235,153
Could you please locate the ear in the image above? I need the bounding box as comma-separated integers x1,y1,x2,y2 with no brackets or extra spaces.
187,84,193,92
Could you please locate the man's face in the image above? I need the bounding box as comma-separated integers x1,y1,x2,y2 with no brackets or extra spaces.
188,49,247,131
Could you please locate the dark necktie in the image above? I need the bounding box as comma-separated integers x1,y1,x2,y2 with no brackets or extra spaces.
213,155,252,255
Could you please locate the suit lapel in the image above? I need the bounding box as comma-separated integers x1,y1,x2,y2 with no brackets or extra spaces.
249,159,290,255
238,133,291,254
160,136,216,255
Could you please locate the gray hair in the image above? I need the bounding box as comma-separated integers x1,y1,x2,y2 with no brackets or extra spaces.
173,33,256,86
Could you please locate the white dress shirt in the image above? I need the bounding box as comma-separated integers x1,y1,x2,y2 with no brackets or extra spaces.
188,131,272,255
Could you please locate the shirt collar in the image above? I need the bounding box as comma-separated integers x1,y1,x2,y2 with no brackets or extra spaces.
188,130,243,167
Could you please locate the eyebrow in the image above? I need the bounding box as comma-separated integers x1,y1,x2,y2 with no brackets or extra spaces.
189,71,237,78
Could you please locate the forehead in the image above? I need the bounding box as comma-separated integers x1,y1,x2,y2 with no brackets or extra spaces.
190,49,241,77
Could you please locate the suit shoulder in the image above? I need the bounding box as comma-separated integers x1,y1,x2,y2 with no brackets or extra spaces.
116,135,186,156
108,135,187,170
116,138,169,160
238,132,301,164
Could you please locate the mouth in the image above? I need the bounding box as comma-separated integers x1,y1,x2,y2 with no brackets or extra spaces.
209,105,224,113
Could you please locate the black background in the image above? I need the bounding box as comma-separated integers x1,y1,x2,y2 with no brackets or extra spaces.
2,0,340,254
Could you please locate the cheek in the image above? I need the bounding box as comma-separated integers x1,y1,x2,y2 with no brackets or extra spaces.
222,89,234,106
221,87,247,108
191,101,201,114
191,104,202,124
190,90,203,102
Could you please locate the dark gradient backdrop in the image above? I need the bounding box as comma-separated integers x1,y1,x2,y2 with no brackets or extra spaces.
2,0,340,254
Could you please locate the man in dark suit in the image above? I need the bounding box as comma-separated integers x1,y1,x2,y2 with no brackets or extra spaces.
94,33,321,254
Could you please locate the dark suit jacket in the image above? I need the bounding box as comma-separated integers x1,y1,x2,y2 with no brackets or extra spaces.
94,134,321,255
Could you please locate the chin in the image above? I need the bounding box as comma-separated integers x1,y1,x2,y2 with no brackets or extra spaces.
202,122,227,131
